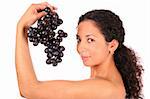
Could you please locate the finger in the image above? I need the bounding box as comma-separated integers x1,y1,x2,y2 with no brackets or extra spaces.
48,4,57,10
39,2,58,11
46,3,57,12
40,2,55,11
36,11,47,20
32,2,57,13
33,4,47,11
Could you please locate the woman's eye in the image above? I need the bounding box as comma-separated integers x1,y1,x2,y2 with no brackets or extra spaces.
76,35,80,43
87,38,95,43
76,38,81,43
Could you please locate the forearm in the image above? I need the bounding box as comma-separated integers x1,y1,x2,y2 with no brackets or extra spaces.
15,24,38,96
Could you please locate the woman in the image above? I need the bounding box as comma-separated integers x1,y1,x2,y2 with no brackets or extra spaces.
15,2,143,99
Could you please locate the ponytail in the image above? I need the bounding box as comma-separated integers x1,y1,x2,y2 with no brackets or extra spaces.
114,44,143,99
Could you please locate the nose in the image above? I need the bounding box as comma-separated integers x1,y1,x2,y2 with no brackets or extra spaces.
77,41,87,55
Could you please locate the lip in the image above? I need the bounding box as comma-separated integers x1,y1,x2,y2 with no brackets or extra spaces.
81,56,90,61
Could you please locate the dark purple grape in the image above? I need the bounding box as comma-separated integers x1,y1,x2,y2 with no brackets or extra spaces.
51,24,57,30
40,21,46,26
52,62,57,66
28,27,33,32
44,41,51,46
59,46,65,51
56,58,62,63
33,38,38,42
32,27,38,33
28,33,33,37
45,14,52,18
41,31,47,35
58,29,64,34
44,7,51,13
55,40,60,45
47,52,53,58
33,41,38,46
63,33,68,37
50,59,56,65
53,51,59,56
57,19,63,26
46,41,53,47
43,37,48,41
52,13,59,19
43,40,47,44
29,37,34,42
58,33,64,37
50,32,55,37
37,20,42,26
52,39,60,45
51,59,58,66
37,25,44,31
51,45,59,50
59,52,64,57
52,19,57,25
52,39,57,44
56,36,63,42
48,48,53,53
46,26,52,32
44,48,49,53
46,58,51,64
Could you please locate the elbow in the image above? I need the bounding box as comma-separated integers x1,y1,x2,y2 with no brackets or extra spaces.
18,86,27,98
19,81,39,98
19,85,32,98
19,89,25,98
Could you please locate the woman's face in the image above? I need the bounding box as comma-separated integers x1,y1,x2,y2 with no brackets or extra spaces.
76,20,110,67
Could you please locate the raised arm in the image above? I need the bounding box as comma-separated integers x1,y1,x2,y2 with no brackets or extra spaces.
15,2,56,97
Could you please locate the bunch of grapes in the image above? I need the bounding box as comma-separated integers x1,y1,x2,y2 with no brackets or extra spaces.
27,7,68,66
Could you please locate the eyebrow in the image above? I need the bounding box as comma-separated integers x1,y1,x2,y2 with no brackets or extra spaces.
76,34,96,38
86,34,95,37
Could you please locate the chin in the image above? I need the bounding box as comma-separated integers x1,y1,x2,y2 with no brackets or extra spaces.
83,61,100,67
83,62,93,67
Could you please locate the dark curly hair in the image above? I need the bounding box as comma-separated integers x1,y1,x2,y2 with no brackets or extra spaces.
78,9,144,99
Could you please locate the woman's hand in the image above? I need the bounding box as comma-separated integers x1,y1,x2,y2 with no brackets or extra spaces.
17,2,57,31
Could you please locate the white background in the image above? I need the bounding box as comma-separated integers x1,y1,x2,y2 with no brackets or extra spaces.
0,0,149,99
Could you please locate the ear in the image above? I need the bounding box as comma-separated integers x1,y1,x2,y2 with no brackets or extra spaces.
108,39,119,54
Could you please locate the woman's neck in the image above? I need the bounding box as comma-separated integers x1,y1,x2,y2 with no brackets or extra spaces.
90,58,121,82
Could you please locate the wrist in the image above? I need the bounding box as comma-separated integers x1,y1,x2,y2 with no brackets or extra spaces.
16,22,28,40
17,20,26,30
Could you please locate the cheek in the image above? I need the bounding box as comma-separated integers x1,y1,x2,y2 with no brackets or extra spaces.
89,45,109,63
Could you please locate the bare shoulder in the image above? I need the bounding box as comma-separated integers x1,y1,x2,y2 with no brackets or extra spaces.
71,78,125,99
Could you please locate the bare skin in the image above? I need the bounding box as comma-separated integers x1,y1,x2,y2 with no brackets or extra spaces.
15,2,126,99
